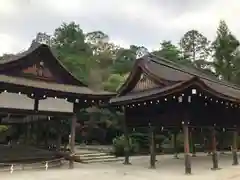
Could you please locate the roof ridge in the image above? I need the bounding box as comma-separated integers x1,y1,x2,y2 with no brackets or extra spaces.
148,54,240,91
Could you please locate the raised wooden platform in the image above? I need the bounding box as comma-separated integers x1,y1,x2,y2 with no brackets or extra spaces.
0,144,64,172
0,144,62,163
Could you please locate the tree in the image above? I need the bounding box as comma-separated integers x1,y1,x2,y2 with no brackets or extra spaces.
0,54,14,61
103,74,126,92
180,30,211,69
212,20,240,81
153,41,183,61
51,22,92,84
52,22,91,56
85,31,120,89
112,45,140,75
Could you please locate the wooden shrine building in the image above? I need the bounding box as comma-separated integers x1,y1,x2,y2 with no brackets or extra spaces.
109,54,240,174
0,37,114,169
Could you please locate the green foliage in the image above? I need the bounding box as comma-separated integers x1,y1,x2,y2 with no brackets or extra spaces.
212,20,240,82
5,20,240,149
130,132,149,150
112,135,140,156
0,125,9,133
180,30,211,69
51,22,92,84
153,41,182,61
103,74,126,92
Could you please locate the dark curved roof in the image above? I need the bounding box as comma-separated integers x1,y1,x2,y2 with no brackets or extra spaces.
0,42,115,98
0,42,86,87
110,55,240,104
0,75,114,96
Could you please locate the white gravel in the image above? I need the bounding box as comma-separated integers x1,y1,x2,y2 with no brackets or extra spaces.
2,153,240,180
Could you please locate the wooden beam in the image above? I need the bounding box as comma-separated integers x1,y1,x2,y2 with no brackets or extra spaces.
0,108,73,117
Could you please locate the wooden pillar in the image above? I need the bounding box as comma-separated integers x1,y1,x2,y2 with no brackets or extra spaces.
44,121,49,147
122,107,131,165
35,120,40,146
211,127,219,170
219,130,225,154
123,124,131,165
26,123,31,145
56,120,62,151
232,129,238,165
69,103,77,169
149,123,156,169
24,124,28,144
183,122,191,174
172,131,179,159
190,129,196,157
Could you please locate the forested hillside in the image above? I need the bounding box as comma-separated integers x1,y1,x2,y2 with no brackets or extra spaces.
49,20,240,92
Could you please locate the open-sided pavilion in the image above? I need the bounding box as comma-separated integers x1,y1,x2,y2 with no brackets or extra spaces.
0,39,114,169
109,54,240,174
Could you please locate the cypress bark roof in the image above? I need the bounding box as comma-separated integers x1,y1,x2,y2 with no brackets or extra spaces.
0,42,115,98
110,55,240,104
0,42,86,86
0,75,114,96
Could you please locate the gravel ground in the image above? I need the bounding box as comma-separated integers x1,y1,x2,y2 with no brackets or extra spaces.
2,153,240,180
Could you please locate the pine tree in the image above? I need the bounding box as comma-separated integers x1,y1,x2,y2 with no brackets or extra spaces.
180,30,211,69
212,20,240,81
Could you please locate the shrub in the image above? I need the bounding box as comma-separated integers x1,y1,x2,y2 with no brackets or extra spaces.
112,135,139,156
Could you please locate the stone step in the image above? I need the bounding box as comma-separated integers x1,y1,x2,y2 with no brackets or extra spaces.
79,155,116,160
80,157,123,164
76,152,108,157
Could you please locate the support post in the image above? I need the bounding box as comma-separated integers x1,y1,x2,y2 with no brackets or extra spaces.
26,123,31,145
211,127,220,170
122,107,131,165
69,103,77,169
183,122,191,174
232,129,238,165
190,129,196,157
172,131,179,159
56,120,62,151
149,123,156,169
44,122,49,148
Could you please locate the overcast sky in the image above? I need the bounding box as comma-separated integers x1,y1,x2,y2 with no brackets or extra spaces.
1,0,240,55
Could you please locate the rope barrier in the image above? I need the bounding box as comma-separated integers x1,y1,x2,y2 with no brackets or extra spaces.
45,161,48,170
10,164,13,174
0,157,66,173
